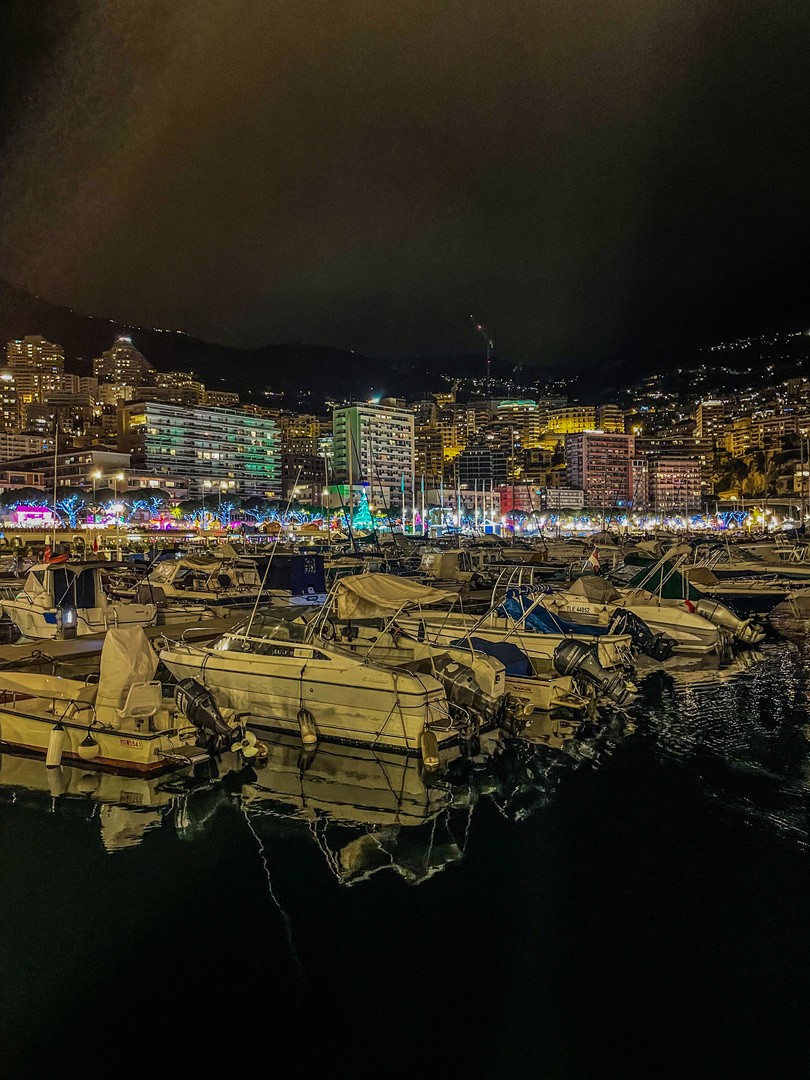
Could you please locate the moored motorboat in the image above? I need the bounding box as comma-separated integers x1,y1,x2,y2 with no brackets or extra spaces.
160,604,476,758
0,561,157,639
0,626,258,774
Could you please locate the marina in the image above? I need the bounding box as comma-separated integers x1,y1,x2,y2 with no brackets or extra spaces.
3,6,810,1070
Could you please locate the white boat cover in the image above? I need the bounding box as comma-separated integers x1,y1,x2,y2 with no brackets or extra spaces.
95,626,159,711
333,574,456,620
567,576,622,603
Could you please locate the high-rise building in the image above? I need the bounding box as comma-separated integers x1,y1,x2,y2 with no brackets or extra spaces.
118,402,280,497
93,338,152,385
696,400,725,440
496,400,544,447
6,335,64,373
202,389,240,408
332,402,414,506
415,426,445,488
0,370,18,431
565,432,635,507
155,372,205,404
547,405,597,434
456,442,509,487
647,457,702,513
596,405,625,434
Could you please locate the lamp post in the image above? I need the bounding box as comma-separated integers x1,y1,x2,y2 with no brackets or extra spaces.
112,503,124,562
202,480,212,530
92,470,101,525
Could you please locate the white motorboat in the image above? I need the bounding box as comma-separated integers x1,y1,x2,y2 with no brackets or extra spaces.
540,577,727,655
394,594,635,671
160,604,474,759
0,626,257,774
0,561,157,639
318,575,591,715
118,550,327,620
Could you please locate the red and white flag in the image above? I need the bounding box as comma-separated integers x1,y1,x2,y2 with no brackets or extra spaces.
586,547,600,570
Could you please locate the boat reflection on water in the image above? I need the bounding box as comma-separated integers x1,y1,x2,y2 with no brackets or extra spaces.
0,706,637,875
0,750,252,852
195,707,637,884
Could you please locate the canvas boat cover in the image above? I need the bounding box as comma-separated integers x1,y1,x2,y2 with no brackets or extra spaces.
567,576,622,603
95,626,159,712
450,636,533,677
496,591,607,637
333,573,456,620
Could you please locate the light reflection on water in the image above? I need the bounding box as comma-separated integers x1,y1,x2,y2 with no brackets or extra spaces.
633,613,810,849
0,707,635,874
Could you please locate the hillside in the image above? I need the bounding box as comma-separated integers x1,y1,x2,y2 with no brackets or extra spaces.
0,280,519,404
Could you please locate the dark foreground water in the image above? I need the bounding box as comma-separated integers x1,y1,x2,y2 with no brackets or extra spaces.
2,616,810,1080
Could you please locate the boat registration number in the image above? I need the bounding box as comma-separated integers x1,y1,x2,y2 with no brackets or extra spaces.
119,737,142,748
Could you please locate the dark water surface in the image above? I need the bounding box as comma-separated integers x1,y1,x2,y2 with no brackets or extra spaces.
2,617,810,1080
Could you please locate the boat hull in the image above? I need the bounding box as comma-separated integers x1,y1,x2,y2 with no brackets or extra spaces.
160,644,454,755
0,700,199,775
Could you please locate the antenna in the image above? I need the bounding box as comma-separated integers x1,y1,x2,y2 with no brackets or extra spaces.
470,315,493,394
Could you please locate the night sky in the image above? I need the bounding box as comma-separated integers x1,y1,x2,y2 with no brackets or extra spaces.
1,0,809,368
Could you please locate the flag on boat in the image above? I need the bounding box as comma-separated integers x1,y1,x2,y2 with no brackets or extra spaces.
586,548,600,570
93,534,99,553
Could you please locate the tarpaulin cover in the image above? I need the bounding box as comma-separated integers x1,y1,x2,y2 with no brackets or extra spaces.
450,636,533,676
334,573,456,620
95,626,159,712
496,593,607,636
567,576,621,603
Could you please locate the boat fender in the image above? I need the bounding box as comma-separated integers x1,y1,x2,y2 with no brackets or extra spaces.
47,765,68,797
77,732,101,761
297,707,319,747
420,728,440,770
46,722,65,769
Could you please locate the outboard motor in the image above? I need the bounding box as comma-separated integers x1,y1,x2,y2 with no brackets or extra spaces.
553,640,631,704
693,599,766,646
607,609,675,662
175,678,247,750
412,653,503,724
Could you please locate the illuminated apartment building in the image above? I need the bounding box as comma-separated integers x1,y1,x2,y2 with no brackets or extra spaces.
119,401,280,497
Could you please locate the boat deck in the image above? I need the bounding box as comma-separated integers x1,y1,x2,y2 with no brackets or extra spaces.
0,613,244,667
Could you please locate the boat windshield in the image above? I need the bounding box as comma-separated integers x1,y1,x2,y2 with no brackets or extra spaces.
208,607,318,652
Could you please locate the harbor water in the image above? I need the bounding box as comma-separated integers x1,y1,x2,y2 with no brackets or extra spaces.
2,615,810,1080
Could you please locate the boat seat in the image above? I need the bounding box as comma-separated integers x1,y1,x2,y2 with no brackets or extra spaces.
75,682,98,708
136,584,166,605
115,680,162,722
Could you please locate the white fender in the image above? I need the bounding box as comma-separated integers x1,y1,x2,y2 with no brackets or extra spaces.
46,723,65,768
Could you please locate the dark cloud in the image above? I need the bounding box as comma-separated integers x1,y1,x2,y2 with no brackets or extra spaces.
2,0,810,366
